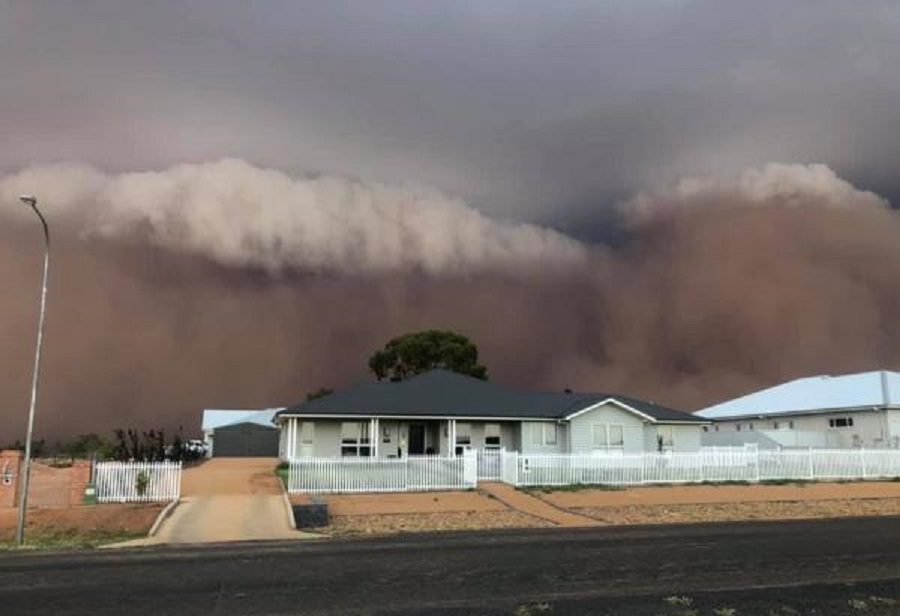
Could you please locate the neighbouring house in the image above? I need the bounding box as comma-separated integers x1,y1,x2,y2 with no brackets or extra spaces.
201,408,282,457
697,370,900,449
275,369,706,459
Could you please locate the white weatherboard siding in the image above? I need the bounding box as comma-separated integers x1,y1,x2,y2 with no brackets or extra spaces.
887,411,900,447
282,413,702,460
642,424,702,452
703,410,895,449
701,428,829,448
568,403,645,454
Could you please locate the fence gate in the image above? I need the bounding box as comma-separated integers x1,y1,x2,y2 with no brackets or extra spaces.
476,449,503,480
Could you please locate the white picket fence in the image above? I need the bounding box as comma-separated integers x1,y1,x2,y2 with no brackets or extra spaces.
502,447,900,487
288,452,478,494
93,461,182,503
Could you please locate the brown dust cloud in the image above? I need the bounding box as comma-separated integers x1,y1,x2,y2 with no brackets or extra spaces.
1,160,898,441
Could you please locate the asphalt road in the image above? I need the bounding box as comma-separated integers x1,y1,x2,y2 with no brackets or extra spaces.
3,516,900,615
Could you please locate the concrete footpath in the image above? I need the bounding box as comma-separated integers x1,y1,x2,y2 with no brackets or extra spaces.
478,482,601,527
113,458,317,546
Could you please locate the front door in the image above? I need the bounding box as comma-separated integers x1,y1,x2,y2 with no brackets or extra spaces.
408,424,426,455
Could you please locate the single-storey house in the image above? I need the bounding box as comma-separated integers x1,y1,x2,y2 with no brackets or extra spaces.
697,370,900,449
201,408,282,457
275,369,706,459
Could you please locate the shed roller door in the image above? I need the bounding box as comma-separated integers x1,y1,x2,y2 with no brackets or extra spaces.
213,424,280,457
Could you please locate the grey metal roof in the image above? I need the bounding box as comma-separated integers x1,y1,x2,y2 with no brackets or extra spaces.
201,408,280,431
277,369,703,423
696,370,900,420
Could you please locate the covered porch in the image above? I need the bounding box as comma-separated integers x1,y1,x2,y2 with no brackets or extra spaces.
280,416,518,460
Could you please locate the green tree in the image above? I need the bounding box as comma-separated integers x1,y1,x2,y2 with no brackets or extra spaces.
368,330,488,382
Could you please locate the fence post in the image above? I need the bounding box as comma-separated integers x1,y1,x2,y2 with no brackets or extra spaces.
860,447,867,479
754,447,760,483
808,447,815,480
463,449,477,487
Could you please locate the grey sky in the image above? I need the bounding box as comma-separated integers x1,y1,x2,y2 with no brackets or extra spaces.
2,1,899,227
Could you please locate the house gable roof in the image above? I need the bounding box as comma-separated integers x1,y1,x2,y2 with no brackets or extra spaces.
277,369,703,423
696,370,900,420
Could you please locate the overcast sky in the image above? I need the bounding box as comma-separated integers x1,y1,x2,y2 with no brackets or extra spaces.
3,1,899,231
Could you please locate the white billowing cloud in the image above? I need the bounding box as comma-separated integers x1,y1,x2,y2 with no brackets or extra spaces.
0,159,587,275
624,163,889,221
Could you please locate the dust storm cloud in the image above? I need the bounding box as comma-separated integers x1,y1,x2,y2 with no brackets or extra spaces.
1,161,898,440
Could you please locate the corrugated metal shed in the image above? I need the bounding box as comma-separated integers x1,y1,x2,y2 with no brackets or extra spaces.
696,371,900,419
201,408,280,431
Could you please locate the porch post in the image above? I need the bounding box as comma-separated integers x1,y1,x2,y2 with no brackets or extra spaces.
287,418,295,459
371,418,379,458
448,419,457,458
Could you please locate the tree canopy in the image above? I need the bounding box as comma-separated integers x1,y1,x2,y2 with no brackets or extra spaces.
368,330,488,382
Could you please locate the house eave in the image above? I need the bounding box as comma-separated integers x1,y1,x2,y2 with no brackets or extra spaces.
702,404,899,422
275,412,560,422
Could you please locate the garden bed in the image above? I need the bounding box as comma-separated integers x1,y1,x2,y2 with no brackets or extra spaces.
0,503,164,549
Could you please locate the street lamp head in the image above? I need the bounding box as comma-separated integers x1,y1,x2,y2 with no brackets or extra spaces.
19,195,36,207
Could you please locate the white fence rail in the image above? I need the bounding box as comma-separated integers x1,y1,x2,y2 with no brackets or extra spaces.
288,452,477,494
504,447,900,487
94,461,182,503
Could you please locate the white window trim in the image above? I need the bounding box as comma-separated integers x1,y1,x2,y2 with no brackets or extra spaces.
591,423,625,452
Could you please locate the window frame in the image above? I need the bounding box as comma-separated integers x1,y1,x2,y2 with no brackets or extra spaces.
828,416,854,430
484,423,502,450
340,421,372,457
530,422,557,447
455,422,472,456
591,423,625,452
299,421,315,445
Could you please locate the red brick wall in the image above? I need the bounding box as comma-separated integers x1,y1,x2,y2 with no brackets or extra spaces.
0,450,23,508
69,461,92,506
0,452,92,509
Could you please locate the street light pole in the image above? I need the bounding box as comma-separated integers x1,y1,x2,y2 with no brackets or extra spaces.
15,194,49,546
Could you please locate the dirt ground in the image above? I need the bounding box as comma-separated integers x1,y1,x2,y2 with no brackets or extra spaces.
530,481,900,526
299,481,900,536
294,490,549,535
0,504,164,542
536,480,900,509
180,458,283,496
316,491,506,515
571,498,900,525
327,510,552,535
